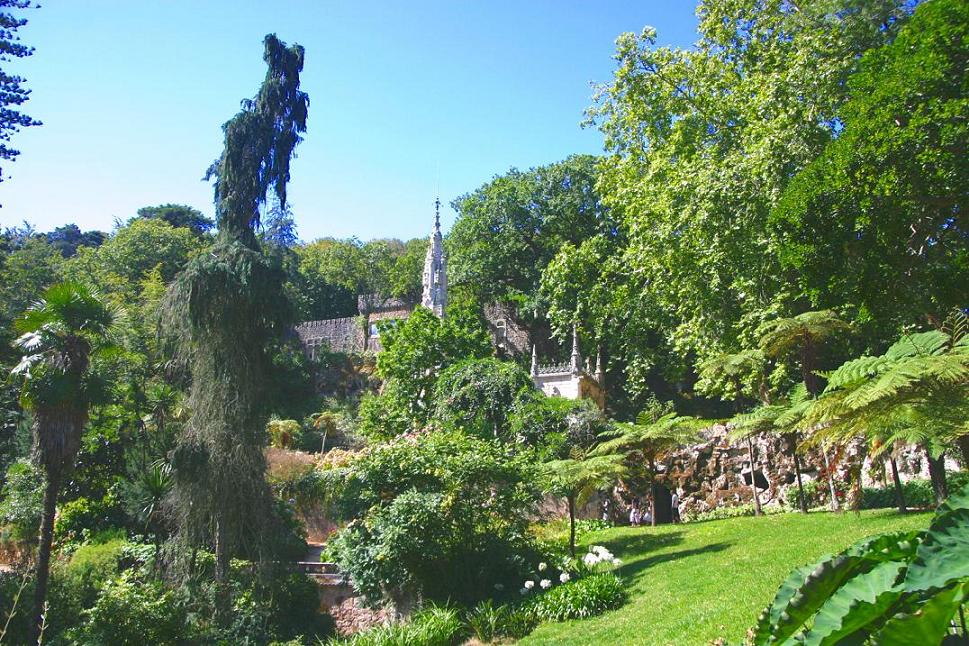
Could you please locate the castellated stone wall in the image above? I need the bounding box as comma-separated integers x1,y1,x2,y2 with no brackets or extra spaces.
296,317,364,355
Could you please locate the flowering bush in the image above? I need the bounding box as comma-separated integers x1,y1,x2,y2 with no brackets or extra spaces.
530,573,627,621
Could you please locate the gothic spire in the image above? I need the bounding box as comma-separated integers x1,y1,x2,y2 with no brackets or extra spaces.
570,323,582,376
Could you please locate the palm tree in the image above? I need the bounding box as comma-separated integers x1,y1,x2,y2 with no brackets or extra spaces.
697,350,768,515
807,312,969,504
594,412,700,526
10,282,115,644
542,450,626,556
759,310,849,511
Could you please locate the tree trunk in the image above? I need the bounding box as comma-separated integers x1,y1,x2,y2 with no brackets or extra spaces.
650,480,658,527
926,448,949,505
213,515,230,622
746,436,762,516
30,471,60,645
792,448,809,513
821,448,841,512
567,495,576,557
888,456,906,514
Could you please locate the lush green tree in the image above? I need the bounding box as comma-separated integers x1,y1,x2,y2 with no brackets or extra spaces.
449,154,614,318
432,357,534,440
589,0,912,360
164,34,307,592
9,282,115,642
696,350,771,515
135,203,214,237
772,0,969,336
66,219,200,301
375,306,491,423
43,224,106,258
759,310,850,511
594,409,700,525
388,237,427,302
288,239,357,321
0,0,41,186
325,431,539,606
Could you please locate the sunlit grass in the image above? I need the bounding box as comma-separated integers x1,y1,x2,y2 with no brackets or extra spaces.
518,509,931,646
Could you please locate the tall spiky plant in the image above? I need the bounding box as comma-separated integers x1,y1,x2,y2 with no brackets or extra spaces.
164,34,308,592
759,310,849,511
9,282,116,643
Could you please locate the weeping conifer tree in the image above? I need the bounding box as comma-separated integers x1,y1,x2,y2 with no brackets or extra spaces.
163,34,308,587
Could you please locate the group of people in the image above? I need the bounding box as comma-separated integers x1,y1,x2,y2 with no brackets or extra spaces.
628,500,653,526
623,491,682,526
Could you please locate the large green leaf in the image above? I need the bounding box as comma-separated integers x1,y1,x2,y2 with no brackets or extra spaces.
754,532,919,645
872,583,966,646
904,506,969,593
800,560,906,646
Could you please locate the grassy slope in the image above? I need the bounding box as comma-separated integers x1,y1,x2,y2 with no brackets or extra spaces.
519,509,931,646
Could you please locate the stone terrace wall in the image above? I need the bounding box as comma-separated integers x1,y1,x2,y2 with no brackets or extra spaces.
296,317,363,355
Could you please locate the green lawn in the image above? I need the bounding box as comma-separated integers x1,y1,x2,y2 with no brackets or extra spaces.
519,509,931,646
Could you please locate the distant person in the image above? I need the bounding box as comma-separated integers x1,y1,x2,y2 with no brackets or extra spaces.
671,491,681,523
629,502,640,526
601,499,610,522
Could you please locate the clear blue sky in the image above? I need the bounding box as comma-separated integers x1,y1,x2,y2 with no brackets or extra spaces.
0,1,698,242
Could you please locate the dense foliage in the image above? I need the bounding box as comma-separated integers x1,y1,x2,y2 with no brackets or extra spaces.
325,431,539,606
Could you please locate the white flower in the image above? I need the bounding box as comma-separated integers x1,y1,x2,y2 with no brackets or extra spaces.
538,562,547,571
524,580,535,590
612,558,622,566
559,572,571,583
583,553,600,566
540,579,552,589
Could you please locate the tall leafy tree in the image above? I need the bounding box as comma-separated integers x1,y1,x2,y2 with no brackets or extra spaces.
9,282,115,643
136,204,215,237
449,154,614,320
589,0,912,360
772,0,969,336
0,0,41,186
809,311,969,503
164,34,308,590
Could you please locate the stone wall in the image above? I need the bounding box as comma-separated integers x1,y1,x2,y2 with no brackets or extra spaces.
296,317,364,355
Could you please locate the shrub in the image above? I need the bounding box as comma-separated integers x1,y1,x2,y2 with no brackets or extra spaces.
76,571,187,645
329,606,462,646
530,573,626,621
682,503,788,523
0,458,42,546
54,488,128,544
465,599,539,642
326,431,540,606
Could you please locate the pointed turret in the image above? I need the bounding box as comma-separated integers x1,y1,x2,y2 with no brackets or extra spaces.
595,345,605,386
530,343,538,377
421,198,448,317
569,323,582,376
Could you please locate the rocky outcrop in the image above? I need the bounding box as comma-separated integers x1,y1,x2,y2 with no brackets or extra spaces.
655,424,826,517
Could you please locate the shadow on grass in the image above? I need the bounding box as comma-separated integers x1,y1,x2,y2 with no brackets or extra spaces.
616,541,734,581
602,530,686,557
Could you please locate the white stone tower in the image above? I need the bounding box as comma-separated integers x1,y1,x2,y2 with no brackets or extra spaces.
421,198,448,317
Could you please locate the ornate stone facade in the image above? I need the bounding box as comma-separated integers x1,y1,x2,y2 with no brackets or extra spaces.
530,325,606,410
